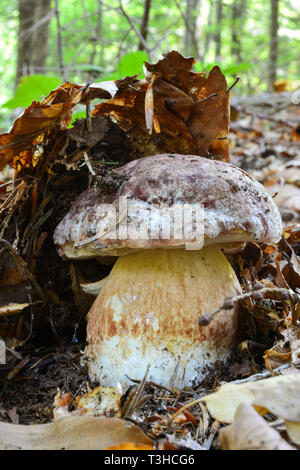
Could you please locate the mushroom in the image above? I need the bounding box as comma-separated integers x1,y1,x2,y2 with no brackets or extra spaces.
54,154,282,389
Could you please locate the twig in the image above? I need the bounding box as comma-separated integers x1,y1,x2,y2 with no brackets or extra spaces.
80,0,96,38
121,364,150,417
126,375,175,394
86,99,92,132
167,363,290,432
221,363,291,385
6,355,30,381
19,10,54,40
119,1,151,55
0,337,22,360
54,0,66,80
0,180,14,189
196,93,218,104
168,359,181,389
226,76,240,93
198,286,299,327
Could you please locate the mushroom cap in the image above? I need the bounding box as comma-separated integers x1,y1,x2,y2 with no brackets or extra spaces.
54,154,283,259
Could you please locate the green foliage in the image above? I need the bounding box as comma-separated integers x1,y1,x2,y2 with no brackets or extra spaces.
0,0,299,130
69,110,86,127
99,51,149,81
194,61,252,79
3,75,62,109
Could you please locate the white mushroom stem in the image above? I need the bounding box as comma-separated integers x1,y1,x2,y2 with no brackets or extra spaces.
85,246,242,390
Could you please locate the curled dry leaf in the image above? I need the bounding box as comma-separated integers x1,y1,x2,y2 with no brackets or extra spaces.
93,51,230,161
0,82,112,171
0,415,152,450
219,402,295,450
201,374,300,422
0,51,230,178
200,374,300,444
0,303,30,317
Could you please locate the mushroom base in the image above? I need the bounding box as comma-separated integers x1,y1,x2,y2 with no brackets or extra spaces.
85,247,242,389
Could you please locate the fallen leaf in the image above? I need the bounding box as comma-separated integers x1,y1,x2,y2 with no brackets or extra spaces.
201,374,300,425
6,407,19,425
0,303,30,317
0,416,152,450
219,402,295,450
0,82,111,171
93,51,229,160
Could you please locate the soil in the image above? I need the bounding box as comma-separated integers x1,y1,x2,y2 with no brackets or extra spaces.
0,340,89,424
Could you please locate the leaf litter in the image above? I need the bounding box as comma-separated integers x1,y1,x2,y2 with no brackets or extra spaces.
0,51,299,450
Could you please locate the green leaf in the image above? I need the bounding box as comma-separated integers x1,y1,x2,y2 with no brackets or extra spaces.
96,72,119,82
97,51,149,83
3,75,62,109
116,51,148,77
222,62,252,75
68,110,86,127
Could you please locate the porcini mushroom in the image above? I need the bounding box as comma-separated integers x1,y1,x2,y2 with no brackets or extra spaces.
54,154,282,389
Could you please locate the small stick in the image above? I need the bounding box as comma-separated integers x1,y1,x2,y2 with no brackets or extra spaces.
122,364,150,418
226,76,240,93
168,359,181,389
166,363,290,432
225,363,290,385
86,98,92,132
198,286,298,327
196,93,217,104
6,355,30,381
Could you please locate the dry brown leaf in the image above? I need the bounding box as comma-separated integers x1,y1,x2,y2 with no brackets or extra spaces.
201,374,300,424
187,66,229,159
263,345,292,370
0,303,30,317
0,82,111,171
0,415,153,450
6,407,19,425
219,402,295,450
93,51,229,160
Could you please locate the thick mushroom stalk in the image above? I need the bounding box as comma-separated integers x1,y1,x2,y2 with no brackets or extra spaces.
85,246,242,388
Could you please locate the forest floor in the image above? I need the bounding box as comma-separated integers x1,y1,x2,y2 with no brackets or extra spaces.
0,90,299,450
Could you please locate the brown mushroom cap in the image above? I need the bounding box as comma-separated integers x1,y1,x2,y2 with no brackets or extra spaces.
54,154,283,258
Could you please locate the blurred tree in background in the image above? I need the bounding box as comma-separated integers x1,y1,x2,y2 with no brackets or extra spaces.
0,0,299,129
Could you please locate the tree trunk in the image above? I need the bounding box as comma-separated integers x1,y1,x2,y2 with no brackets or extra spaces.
203,2,213,62
91,0,103,66
215,0,223,60
231,0,247,62
184,0,201,58
16,0,52,87
269,0,279,88
138,0,152,51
